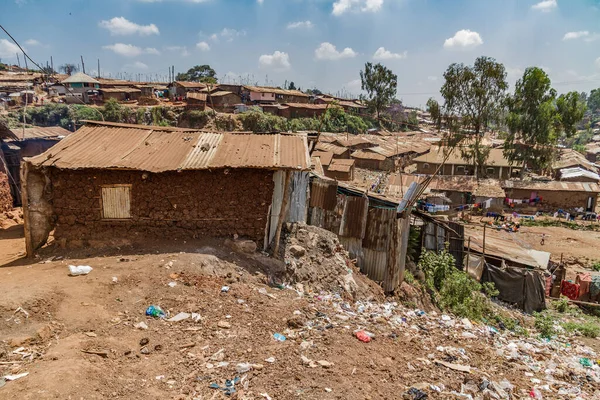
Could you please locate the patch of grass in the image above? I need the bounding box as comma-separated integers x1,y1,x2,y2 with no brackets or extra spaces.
592,262,600,272
520,218,599,231
561,321,600,338
404,271,416,285
554,297,570,313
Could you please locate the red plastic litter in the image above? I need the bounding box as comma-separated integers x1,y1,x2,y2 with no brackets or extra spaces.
355,330,371,343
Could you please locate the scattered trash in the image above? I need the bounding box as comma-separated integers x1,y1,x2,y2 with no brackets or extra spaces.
209,376,241,396
218,320,232,329
14,307,29,319
4,372,29,381
434,359,471,373
406,387,428,399
221,286,230,293
112,276,118,283
273,333,286,342
580,357,593,368
68,265,93,276
81,349,108,358
355,330,372,343
236,363,252,373
168,281,177,288
324,387,333,393
140,338,150,346
84,332,97,337
145,305,166,319
134,321,148,330
258,287,277,299
264,357,276,363
317,360,333,368
167,312,190,322
260,394,272,400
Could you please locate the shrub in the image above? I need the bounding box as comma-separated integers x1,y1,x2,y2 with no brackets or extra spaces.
561,321,600,338
592,262,600,272
554,297,570,313
418,248,455,292
534,311,556,339
238,108,286,133
185,110,211,128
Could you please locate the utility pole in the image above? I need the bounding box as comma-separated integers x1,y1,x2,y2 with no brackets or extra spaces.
97,59,100,78
50,56,54,73
16,53,21,68
80,55,85,74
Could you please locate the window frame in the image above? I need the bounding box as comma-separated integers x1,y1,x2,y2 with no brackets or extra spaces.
100,184,132,220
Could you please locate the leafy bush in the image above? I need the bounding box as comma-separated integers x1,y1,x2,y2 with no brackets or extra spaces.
554,297,570,313
185,110,211,128
238,108,287,133
103,98,124,122
215,114,237,131
418,249,498,321
561,321,600,338
534,311,556,339
592,262,600,272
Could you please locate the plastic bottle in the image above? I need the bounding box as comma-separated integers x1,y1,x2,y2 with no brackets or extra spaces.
145,305,166,318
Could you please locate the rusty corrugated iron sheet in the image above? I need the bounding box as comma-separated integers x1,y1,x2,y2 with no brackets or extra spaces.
27,123,310,172
309,179,338,211
9,126,72,140
339,195,368,239
362,208,396,250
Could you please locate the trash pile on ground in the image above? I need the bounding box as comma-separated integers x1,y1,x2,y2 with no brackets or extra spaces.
282,223,384,301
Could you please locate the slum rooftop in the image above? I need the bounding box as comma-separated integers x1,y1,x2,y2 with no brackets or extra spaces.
27,121,311,173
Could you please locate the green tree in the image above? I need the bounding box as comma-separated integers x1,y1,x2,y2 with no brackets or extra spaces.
588,88,600,112
288,81,297,90
426,97,441,131
359,62,398,120
440,56,508,177
504,67,586,176
102,98,123,122
59,64,79,75
176,65,217,83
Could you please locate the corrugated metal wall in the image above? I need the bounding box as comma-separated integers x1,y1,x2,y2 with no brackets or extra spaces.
308,177,408,292
422,220,465,268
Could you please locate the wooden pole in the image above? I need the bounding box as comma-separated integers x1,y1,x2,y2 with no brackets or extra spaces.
482,223,486,260
466,236,471,272
80,55,85,74
273,171,293,257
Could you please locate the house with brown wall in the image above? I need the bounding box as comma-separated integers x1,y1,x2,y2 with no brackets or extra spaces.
413,146,518,179
502,180,599,212
21,121,310,254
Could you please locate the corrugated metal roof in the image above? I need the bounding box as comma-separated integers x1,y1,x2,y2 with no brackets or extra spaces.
314,142,348,155
100,88,141,93
210,91,235,97
351,150,386,161
61,72,100,84
174,81,207,89
28,122,310,172
283,103,330,110
502,179,600,193
243,85,309,97
554,149,598,173
414,146,513,167
328,159,355,172
187,92,207,101
9,126,72,140
559,167,600,181
312,150,333,166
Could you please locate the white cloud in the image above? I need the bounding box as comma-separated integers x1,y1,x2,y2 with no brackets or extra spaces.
443,29,483,50
287,20,313,30
165,45,190,56
196,41,211,51
209,28,246,42
332,0,384,15
259,51,291,71
99,17,159,36
531,0,557,12
373,47,407,60
123,61,149,70
103,43,160,57
24,39,41,46
563,31,589,40
315,42,357,60
0,39,21,59
257,0,264,4
137,0,211,2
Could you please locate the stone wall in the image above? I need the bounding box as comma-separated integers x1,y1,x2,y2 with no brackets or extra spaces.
49,168,275,245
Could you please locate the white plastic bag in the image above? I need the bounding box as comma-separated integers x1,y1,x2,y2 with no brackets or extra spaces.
69,265,93,276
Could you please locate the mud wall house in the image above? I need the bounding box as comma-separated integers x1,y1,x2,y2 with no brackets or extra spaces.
314,96,368,115
307,176,409,293
324,159,355,181
99,88,142,102
185,92,207,110
553,149,598,176
279,103,329,119
61,72,100,104
413,146,517,179
502,180,600,212
170,81,207,98
208,91,242,113
217,84,243,96
243,86,310,104
21,121,311,255
351,150,388,170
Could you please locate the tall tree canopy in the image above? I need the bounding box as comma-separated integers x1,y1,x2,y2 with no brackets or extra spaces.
176,65,217,84
440,56,508,176
503,67,587,176
589,88,600,112
426,97,441,131
359,62,397,120
59,64,79,75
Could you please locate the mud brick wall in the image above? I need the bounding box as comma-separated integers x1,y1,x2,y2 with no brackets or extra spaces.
49,168,275,244
0,172,12,212
506,188,597,211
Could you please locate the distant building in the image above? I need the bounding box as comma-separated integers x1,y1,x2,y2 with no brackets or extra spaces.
413,146,518,179
208,91,242,113
243,86,310,104
170,81,207,98
502,180,599,212
61,72,100,103
279,103,329,119
99,87,142,102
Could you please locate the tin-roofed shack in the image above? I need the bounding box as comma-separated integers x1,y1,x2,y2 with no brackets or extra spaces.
502,180,600,212
22,121,311,255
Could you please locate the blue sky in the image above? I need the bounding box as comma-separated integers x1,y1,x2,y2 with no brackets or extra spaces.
1,0,600,106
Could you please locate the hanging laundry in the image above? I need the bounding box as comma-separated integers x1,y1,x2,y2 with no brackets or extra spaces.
561,280,580,300
576,273,592,297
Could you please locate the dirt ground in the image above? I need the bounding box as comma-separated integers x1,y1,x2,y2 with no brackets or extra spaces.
1,218,599,399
